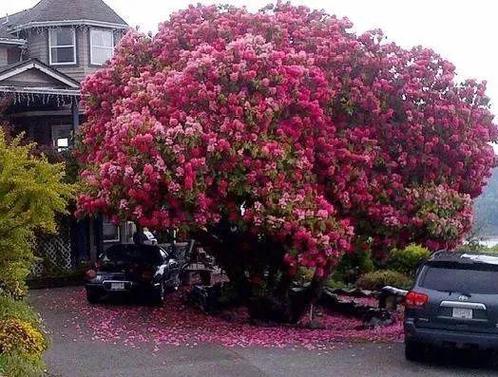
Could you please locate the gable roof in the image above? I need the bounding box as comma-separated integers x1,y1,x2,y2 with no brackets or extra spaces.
0,59,80,89
5,0,128,32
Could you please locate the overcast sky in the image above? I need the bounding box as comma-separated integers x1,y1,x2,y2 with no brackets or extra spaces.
3,0,498,114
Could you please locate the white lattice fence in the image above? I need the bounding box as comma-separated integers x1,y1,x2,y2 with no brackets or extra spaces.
31,221,72,278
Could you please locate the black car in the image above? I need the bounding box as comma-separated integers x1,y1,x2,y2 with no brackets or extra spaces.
85,244,181,305
404,251,498,361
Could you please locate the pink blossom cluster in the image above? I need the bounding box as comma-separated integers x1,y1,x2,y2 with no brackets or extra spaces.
77,4,497,272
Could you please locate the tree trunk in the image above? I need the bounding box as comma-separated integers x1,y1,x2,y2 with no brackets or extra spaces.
192,227,325,324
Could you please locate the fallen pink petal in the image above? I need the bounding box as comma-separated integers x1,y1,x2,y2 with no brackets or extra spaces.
39,288,403,352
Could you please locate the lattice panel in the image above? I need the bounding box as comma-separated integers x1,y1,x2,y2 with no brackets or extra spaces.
31,220,72,277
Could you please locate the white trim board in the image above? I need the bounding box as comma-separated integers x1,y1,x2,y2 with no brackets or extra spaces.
12,20,128,32
0,86,80,96
0,38,26,46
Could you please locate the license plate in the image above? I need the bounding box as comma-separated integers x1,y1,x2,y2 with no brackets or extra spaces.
111,282,125,291
452,308,473,319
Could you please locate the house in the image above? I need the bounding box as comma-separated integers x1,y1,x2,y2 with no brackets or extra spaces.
0,0,129,274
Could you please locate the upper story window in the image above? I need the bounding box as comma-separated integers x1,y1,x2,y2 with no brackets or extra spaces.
49,28,76,65
90,29,114,66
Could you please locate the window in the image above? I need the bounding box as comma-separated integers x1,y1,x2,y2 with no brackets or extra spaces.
51,125,72,152
421,265,498,294
103,217,121,243
49,28,76,65
90,29,114,65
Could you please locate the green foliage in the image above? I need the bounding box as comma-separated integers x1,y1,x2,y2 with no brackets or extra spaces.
0,130,72,377
456,241,498,254
0,318,46,356
0,130,74,297
0,352,45,377
388,244,430,275
0,296,42,327
332,249,375,284
356,270,412,291
294,267,315,286
0,297,47,377
324,278,351,290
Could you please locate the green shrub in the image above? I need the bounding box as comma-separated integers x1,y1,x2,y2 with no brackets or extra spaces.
324,278,351,290
0,297,48,377
458,243,498,254
0,318,47,356
388,244,430,275
0,352,45,377
333,249,375,284
356,270,412,291
294,267,315,286
0,131,74,298
0,297,41,326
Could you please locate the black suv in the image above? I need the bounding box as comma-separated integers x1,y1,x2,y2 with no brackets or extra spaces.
404,251,498,361
85,244,181,305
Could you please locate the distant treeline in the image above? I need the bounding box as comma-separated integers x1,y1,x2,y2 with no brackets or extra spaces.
474,168,498,237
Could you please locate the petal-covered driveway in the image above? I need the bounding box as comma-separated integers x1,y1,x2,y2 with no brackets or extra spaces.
30,287,498,377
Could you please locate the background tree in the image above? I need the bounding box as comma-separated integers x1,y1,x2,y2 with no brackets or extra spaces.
77,4,497,322
473,167,498,237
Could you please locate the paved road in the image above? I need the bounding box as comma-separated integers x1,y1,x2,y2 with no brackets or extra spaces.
30,288,498,377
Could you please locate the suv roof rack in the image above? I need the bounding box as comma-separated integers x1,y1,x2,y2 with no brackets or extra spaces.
429,251,498,265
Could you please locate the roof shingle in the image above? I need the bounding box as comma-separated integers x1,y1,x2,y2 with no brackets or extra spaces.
0,10,29,41
6,0,127,29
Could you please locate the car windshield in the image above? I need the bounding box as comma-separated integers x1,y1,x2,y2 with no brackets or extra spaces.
421,265,498,294
103,245,164,265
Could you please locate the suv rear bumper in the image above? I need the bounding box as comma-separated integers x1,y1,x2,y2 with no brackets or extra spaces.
405,320,498,349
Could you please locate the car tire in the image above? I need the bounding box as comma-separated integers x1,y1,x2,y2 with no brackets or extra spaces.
405,340,425,362
86,288,101,304
150,282,165,306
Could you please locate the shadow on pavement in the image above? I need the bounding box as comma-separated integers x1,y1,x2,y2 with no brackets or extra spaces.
415,346,498,372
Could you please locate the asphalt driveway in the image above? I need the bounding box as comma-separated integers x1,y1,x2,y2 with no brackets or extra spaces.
29,287,498,377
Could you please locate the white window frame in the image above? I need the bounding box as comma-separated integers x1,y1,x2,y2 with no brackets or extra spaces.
90,28,115,66
48,27,77,65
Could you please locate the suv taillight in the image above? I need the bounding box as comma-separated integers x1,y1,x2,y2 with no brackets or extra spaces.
404,291,428,309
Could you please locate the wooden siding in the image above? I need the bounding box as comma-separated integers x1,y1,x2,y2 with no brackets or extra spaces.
0,46,9,67
7,47,22,64
2,69,68,88
56,28,91,83
24,27,125,84
0,47,7,66
26,29,48,64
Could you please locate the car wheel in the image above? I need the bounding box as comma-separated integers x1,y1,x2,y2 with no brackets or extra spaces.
150,282,165,306
86,288,101,304
405,340,425,362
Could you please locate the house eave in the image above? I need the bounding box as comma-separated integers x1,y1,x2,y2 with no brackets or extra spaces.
0,86,80,96
0,38,26,46
12,20,129,32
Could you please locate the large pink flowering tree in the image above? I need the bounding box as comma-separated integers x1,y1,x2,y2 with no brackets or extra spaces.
77,4,497,322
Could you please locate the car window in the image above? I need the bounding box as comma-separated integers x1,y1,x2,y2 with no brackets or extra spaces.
420,265,498,294
103,245,162,264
